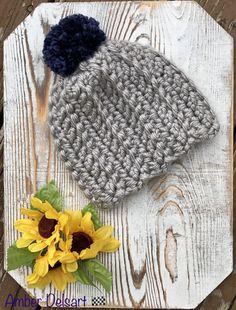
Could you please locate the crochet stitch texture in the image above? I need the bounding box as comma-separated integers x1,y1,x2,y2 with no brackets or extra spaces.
49,40,220,207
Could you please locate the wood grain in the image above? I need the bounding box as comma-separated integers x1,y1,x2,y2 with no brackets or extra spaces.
2,1,235,309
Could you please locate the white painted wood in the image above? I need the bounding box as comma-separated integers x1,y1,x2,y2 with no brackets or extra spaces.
4,1,233,308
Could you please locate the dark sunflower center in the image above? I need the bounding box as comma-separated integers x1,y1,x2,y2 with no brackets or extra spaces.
38,215,57,238
71,232,93,254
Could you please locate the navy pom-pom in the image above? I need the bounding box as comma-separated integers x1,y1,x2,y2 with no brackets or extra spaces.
43,14,106,76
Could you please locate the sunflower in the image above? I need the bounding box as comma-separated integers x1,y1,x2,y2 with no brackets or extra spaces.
8,180,121,293
58,210,120,266
27,261,75,291
14,197,68,256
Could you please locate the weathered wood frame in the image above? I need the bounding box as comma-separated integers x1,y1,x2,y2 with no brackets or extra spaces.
4,1,233,308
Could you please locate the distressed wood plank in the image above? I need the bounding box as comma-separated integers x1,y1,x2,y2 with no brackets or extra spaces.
3,1,233,309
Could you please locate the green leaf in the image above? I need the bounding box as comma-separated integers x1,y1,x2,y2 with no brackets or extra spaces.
33,180,62,212
7,244,39,271
73,262,94,286
82,203,102,229
83,259,112,292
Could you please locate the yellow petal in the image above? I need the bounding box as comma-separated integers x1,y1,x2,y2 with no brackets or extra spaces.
48,251,62,267
71,251,80,260
27,271,40,285
30,197,48,212
94,226,113,240
64,224,70,238
65,237,73,251
81,212,94,233
65,210,82,234
45,209,59,221
101,237,121,252
48,242,56,259
23,231,39,239
16,237,34,248
63,272,75,287
14,219,37,233
15,219,35,225
29,229,40,236
45,229,59,245
35,274,51,289
20,208,43,220
64,271,75,283
28,241,47,252
44,201,57,212
27,273,51,290
79,248,97,260
59,252,77,264
51,269,68,291
61,263,67,274
35,256,49,277
58,213,68,229
59,239,67,251
59,237,72,252
64,261,78,273
79,240,106,260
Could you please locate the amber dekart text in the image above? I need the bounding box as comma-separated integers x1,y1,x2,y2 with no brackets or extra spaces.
5,293,87,307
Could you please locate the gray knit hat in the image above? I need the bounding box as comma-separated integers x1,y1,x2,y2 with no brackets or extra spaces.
44,14,220,208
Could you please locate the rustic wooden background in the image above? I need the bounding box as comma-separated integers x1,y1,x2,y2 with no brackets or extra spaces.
1,0,235,310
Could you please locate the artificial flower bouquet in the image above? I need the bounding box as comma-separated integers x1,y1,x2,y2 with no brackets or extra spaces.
7,181,120,292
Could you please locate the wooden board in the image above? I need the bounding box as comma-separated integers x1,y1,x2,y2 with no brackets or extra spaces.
3,1,233,309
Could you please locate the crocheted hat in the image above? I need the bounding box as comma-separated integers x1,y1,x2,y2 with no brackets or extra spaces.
43,14,220,208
